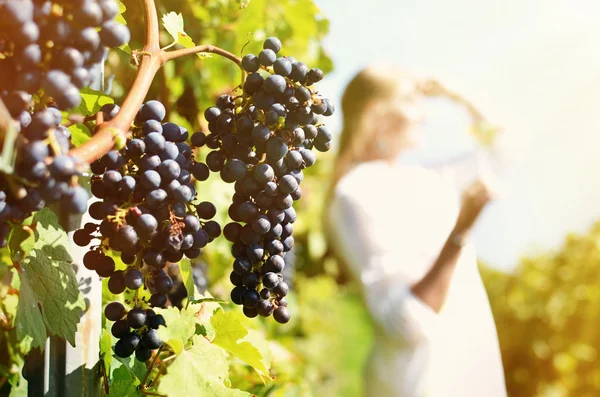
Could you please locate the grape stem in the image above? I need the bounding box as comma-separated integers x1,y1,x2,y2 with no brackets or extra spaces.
141,344,164,389
0,98,13,142
66,0,241,165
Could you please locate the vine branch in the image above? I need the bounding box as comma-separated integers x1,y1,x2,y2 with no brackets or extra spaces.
159,45,241,64
67,0,241,164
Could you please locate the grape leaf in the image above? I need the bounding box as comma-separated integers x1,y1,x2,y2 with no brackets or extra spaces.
161,12,203,57
179,258,195,302
7,223,35,261
14,209,85,349
73,88,114,116
155,306,197,354
107,365,142,397
15,280,47,350
162,12,186,44
68,124,91,147
8,372,27,397
100,329,113,375
157,338,251,397
211,309,270,377
115,0,127,25
112,354,146,383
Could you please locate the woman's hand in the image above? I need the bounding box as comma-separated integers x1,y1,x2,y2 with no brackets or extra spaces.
453,179,494,235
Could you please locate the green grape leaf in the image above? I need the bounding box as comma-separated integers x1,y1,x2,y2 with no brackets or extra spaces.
157,338,251,397
100,329,113,375
14,209,85,349
7,223,35,261
10,267,20,290
73,88,114,116
68,124,91,147
112,354,146,383
155,306,197,354
8,372,27,397
115,0,127,25
211,309,270,377
107,365,142,397
179,258,195,302
162,12,186,44
15,281,47,350
118,42,132,55
161,12,203,58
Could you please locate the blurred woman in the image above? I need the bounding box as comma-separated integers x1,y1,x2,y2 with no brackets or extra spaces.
326,63,507,397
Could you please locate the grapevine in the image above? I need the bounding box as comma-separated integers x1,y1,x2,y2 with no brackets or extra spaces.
0,0,334,393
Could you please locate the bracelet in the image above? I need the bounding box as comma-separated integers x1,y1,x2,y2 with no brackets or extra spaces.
449,232,468,248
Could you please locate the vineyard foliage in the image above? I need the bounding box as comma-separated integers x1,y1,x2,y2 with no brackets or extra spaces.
0,0,362,396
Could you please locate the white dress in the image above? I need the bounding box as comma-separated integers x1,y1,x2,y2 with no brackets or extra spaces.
328,160,507,397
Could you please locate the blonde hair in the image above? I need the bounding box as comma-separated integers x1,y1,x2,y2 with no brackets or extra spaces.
332,62,423,189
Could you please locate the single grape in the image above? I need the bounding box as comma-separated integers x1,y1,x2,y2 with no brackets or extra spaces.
263,37,282,53
104,302,126,321
135,347,152,362
142,329,163,349
273,306,291,324
127,308,147,329
241,54,260,73
124,269,144,290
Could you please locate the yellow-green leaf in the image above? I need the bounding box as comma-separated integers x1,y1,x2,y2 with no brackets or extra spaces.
157,339,251,397
211,309,270,377
155,306,197,354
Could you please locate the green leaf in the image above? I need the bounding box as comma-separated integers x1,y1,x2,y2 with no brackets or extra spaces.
161,12,203,58
112,354,146,383
8,223,35,261
177,32,196,49
1,294,19,326
100,329,113,375
114,0,127,25
162,12,186,43
68,124,92,147
8,373,27,397
14,209,85,349
179,258,195,302
72,88,114,116
155,306,197,354
157,338,251,397
118,42,131,55
107,365,142,397
15,281,47,350
211,309,270,377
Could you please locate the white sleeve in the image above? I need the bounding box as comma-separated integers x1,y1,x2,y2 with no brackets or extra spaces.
328,192,439,345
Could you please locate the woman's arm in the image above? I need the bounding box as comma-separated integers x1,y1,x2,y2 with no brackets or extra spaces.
411,180,493,312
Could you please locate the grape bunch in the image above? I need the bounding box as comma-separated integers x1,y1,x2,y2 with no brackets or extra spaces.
104,301,165,362
0,0,130,111
0,0,130,245
203,37,334,323
0,101,89,246
73,100,219,360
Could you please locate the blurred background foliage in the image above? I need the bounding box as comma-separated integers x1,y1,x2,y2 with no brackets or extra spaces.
479,222,600,397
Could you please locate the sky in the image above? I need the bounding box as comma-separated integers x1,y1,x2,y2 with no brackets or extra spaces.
314,0,600,271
